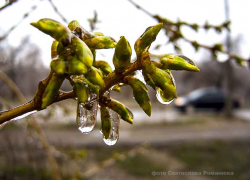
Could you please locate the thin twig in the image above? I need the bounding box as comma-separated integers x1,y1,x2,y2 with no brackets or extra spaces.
0,5,38,41
127,0,249,63
48,0,68,23
0,0,18,12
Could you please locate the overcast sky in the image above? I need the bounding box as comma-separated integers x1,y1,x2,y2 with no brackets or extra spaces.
0,0,250,66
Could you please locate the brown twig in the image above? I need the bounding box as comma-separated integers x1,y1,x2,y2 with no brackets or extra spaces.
48,0,68,23
0,5,38,41
0,0,18,12
127,0,249,63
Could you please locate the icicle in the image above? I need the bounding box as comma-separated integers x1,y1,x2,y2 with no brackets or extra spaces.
76,93,98,134
103,109,120,146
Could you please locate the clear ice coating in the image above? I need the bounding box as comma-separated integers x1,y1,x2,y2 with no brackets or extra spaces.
103,109,120,146
11,110,37,121
77,93,98,134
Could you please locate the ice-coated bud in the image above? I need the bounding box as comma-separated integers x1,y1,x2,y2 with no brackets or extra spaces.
31,18,71,47
113,36,132,72
71,36,93,68
73,80,89,103
127,77,151,116
100,105,111,139
143,61,177,98
41,74,64,109
150,54,200,72
84,36,117,49
134,23,163,56
50,57,67,75
94,60,112,75
85,66,105,87
68,20,80,31
68,56,88,75
107,99,133,124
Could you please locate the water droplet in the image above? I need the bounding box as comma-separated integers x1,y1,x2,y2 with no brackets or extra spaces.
156,88,175,105
103,109,120,146
76,93,98,134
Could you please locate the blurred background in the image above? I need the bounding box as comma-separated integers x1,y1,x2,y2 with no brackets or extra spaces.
0,0,250,179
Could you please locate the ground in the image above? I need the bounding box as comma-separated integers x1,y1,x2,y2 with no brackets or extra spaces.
0,107,250,180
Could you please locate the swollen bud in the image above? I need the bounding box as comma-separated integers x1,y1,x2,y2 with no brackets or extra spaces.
85,66,105,87
100,105,111,139
143,61,177,98
71,36,93,68
107,99,133,124
50,57,67,75
128,77,151,116
84,36,117,49
41,74,64,109
150,54,200,72
31,18,71,47
94,60,113,75
73,80,89,103
68,56,88,75
113,36,132,72
135,23,163,56
68,20,80,31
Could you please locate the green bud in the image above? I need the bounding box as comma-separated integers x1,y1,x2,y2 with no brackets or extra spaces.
41,74,64,109
142,70,156,90
128,77,151,116
84,36,117,49
73,80,89,103
85,66,105,87
100,105,111,139
68,56,88,75
107,99,133,124
150,54,200,72
134,23,163,55
68,20,80,31
113,36,132,72
94,60,112,75
143,61,177,98
93,32,104,36
31,18,71,47
50,57,67,75
71,36,93,68
51,40,59,58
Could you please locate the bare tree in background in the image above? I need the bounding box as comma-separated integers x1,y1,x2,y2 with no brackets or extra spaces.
0,37,49,99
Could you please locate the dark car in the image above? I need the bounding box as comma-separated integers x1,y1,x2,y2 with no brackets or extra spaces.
174,87,241,113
